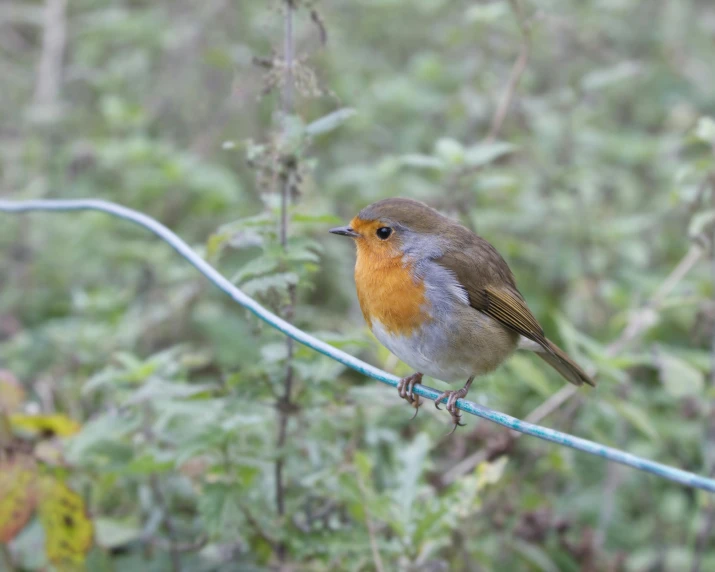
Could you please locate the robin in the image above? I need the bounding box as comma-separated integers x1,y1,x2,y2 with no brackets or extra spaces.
330,197,594,430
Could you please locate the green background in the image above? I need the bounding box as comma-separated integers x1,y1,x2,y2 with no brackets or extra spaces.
2,0,715,569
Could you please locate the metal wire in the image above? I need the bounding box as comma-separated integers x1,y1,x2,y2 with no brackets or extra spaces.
2,198,714,493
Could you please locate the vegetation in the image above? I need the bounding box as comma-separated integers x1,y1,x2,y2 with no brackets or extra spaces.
2,0,715,569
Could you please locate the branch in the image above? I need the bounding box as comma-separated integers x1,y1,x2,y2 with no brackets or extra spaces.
34,0,67,107
275,1,297,564
142,405,182,572
484,0,531,143
2,198,715,493
691,181,715,572
608,241,706,355
446,0,530,187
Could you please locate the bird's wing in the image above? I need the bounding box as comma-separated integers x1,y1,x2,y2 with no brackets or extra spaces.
436,238,548,347
436,236,594,387
468,286,548,347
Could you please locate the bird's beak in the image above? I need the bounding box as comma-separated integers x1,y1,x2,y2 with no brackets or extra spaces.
329,226,359,238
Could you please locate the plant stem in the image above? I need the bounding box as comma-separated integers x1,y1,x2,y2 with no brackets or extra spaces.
275,0,296,564
484,0,531,143
34,0,67,106
142,404,181,572
279,0,294,250
690,179,715,572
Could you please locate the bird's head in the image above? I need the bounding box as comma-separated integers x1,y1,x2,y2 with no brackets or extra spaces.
329,197,453,263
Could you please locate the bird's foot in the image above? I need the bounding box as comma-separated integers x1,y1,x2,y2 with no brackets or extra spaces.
435,376,474,434
397,372,423,419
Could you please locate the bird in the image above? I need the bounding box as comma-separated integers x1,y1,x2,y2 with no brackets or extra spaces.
329,197,594,430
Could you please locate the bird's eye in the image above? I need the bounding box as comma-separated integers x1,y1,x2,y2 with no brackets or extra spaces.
376,227,392,240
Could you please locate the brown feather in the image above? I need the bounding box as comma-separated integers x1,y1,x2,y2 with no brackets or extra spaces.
535,339,595,387
437,233,595,387
352,197,595,388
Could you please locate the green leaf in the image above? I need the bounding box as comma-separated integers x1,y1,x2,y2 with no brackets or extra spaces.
657,350,705,398
694,116,715,146
393,433,431,518
688,209,715,238
463,141,516,168
398,154,445,170
612,401,658,440
512,539,560,572
94,518,142,549
125,379,217,405
581,61,643,91
260,342,288,363
434,138,465,165
206,231,232,259
507,354,554,397
281,114,306,153
305,108,357,136
240,272,299,296
291,212,343,224
465,2,508,22
65,414,140,464
354,450,373,481
231,256,280,284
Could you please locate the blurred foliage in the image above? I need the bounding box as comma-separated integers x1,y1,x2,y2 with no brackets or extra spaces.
2,0,715,570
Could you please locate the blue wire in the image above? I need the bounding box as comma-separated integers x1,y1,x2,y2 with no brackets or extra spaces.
2,198,714,493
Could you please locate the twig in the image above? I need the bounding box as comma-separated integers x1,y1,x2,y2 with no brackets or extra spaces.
274,336,294,520
279,0,294,250
608,243,706,355
310,9,328,46
275,1,296,564
484,0,531,143
34,0,67,106
691,182,715,572
142,405,182,572
446,0,530,188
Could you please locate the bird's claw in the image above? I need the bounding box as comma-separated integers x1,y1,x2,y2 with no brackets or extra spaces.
397,373,423,419
435,387,469,433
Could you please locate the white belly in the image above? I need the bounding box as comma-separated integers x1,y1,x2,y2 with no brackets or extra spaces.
367,259,519,383
372,320,475,382
370,307,518,383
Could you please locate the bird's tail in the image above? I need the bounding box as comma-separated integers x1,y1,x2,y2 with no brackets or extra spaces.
535,338,595,387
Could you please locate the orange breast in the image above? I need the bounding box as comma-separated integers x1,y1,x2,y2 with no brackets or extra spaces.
354,247,431,336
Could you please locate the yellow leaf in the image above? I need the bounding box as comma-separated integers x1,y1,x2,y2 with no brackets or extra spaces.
0,453,38,543
0,370,25,413
476,456,509,490
206,231,231,260
38,477,93,567
10,414,81,437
